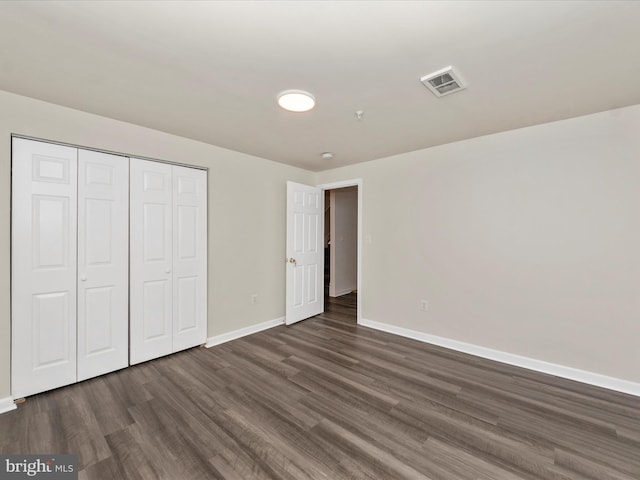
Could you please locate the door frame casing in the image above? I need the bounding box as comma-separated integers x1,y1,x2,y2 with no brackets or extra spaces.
316,179,363,325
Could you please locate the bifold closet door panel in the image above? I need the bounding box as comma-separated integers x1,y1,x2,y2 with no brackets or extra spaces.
172,165,207,352
130,158,173,365
11,138,78,398
77,150,129,381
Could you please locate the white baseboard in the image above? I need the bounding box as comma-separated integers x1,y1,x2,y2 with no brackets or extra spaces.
360,318,640,397
206,317,285,348
0,396,17,415
329,288,355,298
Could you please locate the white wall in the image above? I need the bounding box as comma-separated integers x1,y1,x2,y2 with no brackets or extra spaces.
0,90,314,399
330,187,358,297
317,105,640,384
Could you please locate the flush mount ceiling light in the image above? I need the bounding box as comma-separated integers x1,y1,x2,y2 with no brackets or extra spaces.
277,90,315,112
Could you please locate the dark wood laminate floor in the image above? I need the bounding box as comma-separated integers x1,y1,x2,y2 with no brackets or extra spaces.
2,293,639,479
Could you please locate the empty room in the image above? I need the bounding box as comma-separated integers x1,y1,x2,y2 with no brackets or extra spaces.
1,1,639,479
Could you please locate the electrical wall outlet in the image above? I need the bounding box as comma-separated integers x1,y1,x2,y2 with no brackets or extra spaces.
420,300,429,312
251,294,258,305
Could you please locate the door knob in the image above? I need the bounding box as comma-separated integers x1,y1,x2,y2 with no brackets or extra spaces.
288,258,296,264
165,268,171,274
80,275,87,282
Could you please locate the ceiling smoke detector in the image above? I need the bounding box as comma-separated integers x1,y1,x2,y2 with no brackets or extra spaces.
420,66,466,97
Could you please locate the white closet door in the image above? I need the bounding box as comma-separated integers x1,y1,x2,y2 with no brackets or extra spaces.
130,158,173,364
172,165,207,352
11,138,78,398
77,150,129,381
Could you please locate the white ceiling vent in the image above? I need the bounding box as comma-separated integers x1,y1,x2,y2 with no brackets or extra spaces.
420,66,466,97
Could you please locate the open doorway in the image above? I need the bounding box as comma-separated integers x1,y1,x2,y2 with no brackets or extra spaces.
322,183,360,324
285,178,362,326
325,186,358,297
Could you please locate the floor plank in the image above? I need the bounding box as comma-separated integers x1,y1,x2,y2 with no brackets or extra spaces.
1,292,639,479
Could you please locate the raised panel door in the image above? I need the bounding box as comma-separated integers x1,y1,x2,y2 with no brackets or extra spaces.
285,181,324,325
77,149,129,380
11,138,78,398
130,158,173,364
172,166,207,352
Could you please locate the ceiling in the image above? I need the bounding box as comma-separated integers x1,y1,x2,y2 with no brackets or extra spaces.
1,1,639,171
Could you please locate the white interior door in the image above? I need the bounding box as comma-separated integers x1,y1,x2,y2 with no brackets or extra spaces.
286,181,324,325
11,138,78,398
171,165,207,352
77,150,129,381
130,158,173,364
